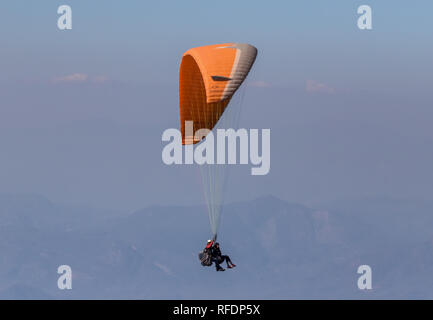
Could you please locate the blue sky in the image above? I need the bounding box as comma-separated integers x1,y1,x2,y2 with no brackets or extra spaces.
2,0,433,88
0,1,433,210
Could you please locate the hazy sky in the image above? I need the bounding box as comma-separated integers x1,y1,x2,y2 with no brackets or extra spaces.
1,1,432,210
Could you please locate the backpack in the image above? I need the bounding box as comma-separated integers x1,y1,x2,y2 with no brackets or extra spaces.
198,248,212,266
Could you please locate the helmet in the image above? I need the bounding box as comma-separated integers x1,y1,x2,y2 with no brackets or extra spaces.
207,239,212,243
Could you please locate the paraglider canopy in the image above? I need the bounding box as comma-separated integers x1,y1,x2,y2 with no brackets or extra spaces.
179,43,257,145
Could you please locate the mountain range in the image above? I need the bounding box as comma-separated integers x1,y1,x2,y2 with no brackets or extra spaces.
0,194,432,299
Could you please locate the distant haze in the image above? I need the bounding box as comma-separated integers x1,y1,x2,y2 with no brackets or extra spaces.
1,194,433,299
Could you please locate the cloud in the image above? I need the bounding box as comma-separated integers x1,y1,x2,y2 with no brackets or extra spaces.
53,73,89,83
154,262,173,276
53,73,109,84
306,80,335,94
249,80,271,88
92,75,109,83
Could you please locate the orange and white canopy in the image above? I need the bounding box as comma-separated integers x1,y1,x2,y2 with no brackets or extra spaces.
179,43,257,145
